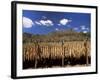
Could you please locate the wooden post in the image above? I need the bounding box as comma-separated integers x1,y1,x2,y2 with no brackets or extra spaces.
84,38,88,66
49,46,51,59
35,58,37,68
61,40,64,67
34,41,38,68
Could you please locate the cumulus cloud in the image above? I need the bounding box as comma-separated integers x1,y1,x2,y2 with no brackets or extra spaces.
39,20,53,26
57,24,61,26
80,25,90,33
80,25,86,30
55,28,59,31
35,21,41,25
23,17,34,28
59,18,71,25
74,27,78,30
83,30,88,33
86,28,89,31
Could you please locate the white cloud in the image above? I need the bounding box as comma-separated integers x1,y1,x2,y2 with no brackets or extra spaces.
83,30,88,33
57,24,61,26
23,17,34,28
80,25,86,30
55,28,59,31
80,25,90,33
35,21,41,25
39,20,53,26
74,27,78,30
86,27,89,30
60,18,70,25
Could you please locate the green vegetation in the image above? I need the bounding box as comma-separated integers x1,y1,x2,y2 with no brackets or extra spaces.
23,29,90,43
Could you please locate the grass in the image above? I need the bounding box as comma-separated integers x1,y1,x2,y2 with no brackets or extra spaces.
23,41,91,69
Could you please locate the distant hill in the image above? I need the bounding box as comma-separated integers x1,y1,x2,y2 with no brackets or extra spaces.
23,29,90,43
23,32,32,38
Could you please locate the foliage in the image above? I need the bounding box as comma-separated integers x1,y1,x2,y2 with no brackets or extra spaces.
23,29,90,43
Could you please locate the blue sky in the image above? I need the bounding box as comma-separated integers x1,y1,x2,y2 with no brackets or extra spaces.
23,10,91,35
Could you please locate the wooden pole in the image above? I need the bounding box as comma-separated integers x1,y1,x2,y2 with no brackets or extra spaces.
84,38,88,66
34,41,38,68
61,40,64,67
35,58,37,68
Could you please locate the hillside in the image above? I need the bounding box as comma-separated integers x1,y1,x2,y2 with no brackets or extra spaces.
23,29,90,43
